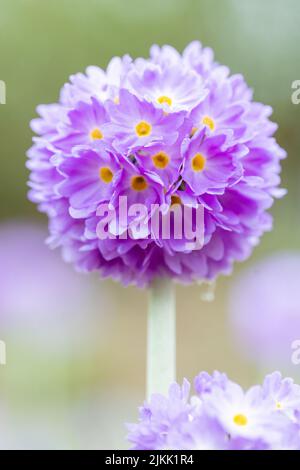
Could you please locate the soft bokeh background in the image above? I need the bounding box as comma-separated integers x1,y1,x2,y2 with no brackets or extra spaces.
0,0,300,449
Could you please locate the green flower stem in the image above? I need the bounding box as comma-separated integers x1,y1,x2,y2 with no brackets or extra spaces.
147,278,176,398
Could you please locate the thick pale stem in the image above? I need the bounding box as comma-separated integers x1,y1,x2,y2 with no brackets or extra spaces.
147,278,176,399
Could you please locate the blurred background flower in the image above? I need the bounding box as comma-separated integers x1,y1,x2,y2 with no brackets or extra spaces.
228,252,300,376
0,0,300,449
0,220,121,448
0,221,96,349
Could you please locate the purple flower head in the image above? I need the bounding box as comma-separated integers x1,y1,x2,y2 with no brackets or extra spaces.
182,130,244,196
127,371,300,450
135,123,189,188
105,89,185,153
27,42,286,286
109,157,165,237
229,252,300,372
56,146,122,217
126,62,207,112
52,98,109,152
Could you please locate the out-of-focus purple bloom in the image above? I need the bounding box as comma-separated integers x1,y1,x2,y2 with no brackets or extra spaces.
127,371,300,450
27,42,286,287
229,253,300,372
0,222,96,351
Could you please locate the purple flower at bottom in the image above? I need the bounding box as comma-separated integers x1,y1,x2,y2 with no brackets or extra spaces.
127,380,191,450
168,414,270,451
194,370,228,395
127,371,300,450
262,371,300,419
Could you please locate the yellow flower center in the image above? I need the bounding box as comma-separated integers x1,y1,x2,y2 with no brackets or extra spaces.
157,95,172,107
135,120,152,137
90,128,103,140
276,402,282,410
114,96,120,104
202,115,215,131
131,175,148,191
233,414,248,426
152,151,170,169
99,167,113,183
171,195,182,206
191,153,206,172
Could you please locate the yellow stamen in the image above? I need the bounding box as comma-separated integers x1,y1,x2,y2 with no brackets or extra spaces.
178,180,186,191
171,195,182,206
202,115,215,131
135,120,152,137
157,95,172,107
90,128,103,140
191,153,206,172
114,96,120,104
276,402,282,410
233,414,248,426
131,175,148,191
152,151,170,169
99,167,113,183
190,126,198,138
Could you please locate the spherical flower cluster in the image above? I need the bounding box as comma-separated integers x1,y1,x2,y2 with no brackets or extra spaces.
229,252,300,372
127,371,300,450
27,42,286,286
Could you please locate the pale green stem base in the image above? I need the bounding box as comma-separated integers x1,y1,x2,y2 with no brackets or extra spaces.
147,278,176,399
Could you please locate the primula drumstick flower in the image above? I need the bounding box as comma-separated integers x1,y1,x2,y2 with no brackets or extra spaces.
27,41,286,287
26,42,286,399
127,371,300,450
